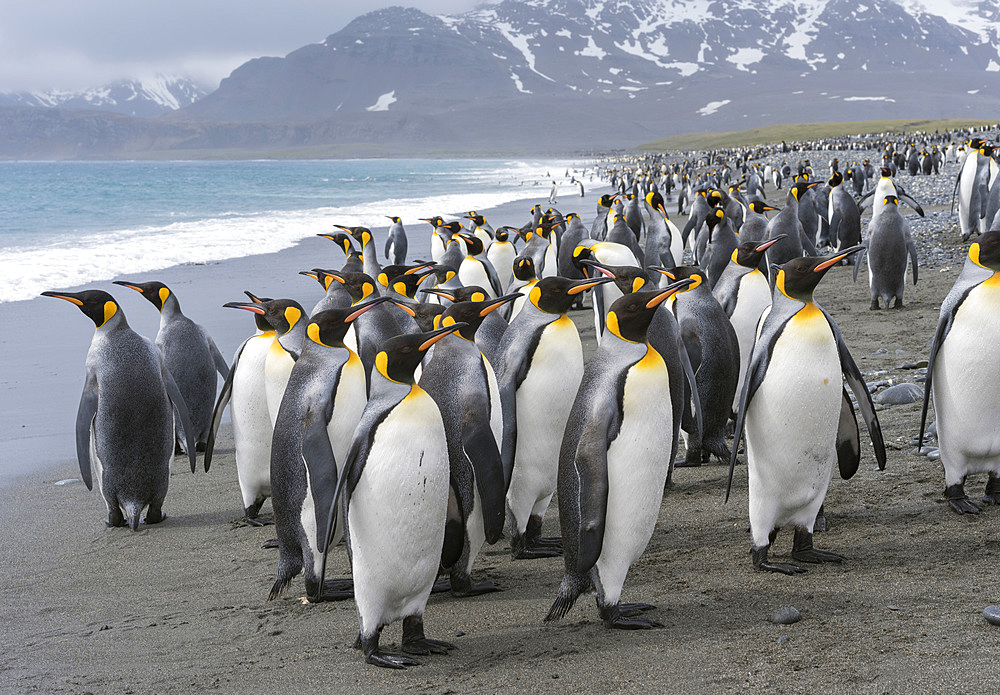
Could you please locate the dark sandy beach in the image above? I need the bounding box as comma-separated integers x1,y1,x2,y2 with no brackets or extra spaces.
2,172,998,694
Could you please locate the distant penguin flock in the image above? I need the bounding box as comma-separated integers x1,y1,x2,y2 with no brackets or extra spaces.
43,125,1000,669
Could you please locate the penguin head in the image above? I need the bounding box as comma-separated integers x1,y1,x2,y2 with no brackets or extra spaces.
437,294,520,340
733,235,785,269
335,225,372,248
224,298,304,336
774,246,863,302
419,216,444,228
828,171,843,187
386,215,402,224
464,213,486,227
706,189,723,207
320,271,377,303
649,266,705,294
377,262,434,289
112,280,173,312
705,208,726,238
239,291,275,331
41,289,123,329
579,259,652,296
598,193,616,208
431,266,458,285
439,221,463,241
969,231,1000,271
388,267,436,299
457,233,485,256
645,191,666,215
879,167,893,178
422,285,490,304
306,298,390,348
528,276,613,315
375,323,467,385
512,256,537,282
748,200,778,214
401,301,447,332
494,228,511,243
882,195,900,207
317,231,355,256
605,281,695,343
299,268,340,291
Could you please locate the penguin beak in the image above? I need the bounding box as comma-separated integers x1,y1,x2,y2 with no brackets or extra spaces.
298,270,319,280
762,204,778,211
579,258,616,279
568,277,615,295
111,281,144,293
40,291,84,306
645,279,694,308
388,299,417,317
418,322,468,351
223,301,266,315
405,263,435,274
344,296,389,322
649,266,677,281
421,288,456,301
479,293,520,316
385,216,395,221
243,291,267,303
814,245,863,272
755,236,785,252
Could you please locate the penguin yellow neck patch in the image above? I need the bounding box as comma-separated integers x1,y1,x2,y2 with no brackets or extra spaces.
98,301,117,328
635,345,664,371
158,287,170,308
528,285,542,309
606,310,631,342
283,306,302,328
307,322,330,347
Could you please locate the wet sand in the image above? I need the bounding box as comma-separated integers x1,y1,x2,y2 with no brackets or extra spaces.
2,179,999,694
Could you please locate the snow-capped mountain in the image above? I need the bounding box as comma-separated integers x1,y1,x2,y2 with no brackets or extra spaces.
0,76,208,117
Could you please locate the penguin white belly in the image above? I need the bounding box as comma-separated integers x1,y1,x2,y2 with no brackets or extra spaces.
488,245,515,291
746,310,840,546
596,349,672,606
349,388,448,634
729,272,771,409
459,259,494,297
668,221,683,266
231,335,274,507
542,241,558,278
933,279,1000,484
324,352,368,548
958,156,978,238
344,324,358,355
511,280,537,319
593,284,624,344
484,355,503,445
506,317,583,532
264,341,296,427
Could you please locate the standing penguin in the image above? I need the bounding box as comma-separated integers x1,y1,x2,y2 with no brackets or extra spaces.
956,142,994,241
919,231,1000,513
42,290,197,529
643,191,683,269
325,324,464,669
701,208,740,290
487,227,518,292
856,195,919,310
545,283,692,629
419,295,518,595
456,233,504,297
827,172,862,256
205,294,278,524
384,216,408,265
268,300,384,602
591,193,617,240
499,276,614,559
727,248,886,574
112,280,229,454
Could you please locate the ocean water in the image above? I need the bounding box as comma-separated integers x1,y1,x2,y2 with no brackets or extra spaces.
0,158,590,303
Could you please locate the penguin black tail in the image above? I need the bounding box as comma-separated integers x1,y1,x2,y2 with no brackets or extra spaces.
124,503,142,532
545,575,583,622
268,554,302,601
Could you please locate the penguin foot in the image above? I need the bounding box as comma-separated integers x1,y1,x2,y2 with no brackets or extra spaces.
320,578,354,601
600,604,662,630
365,651,421,669
450,577,502,597
195,441,207,453
982,476,1000,506
245,516,274,527
261,538,279,549
106,509,127,527
511,546,562,560
431,578,451,593
892,298,904,310
869,299,880,310
618,602,656,617
533,536,563,549
401,616,455,656
946,483,982,514
791,530,844,563
143,507,166,525
751,546,807,575
813,506,827,533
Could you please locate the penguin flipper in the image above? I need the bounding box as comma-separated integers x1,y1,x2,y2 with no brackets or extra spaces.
575,418,612,576
836,387,861,480
828,210,842,251
918,311,952,448
853,246,867,283
462,421,506,544
824,310,886,470
302,401,339,552
899,192,925,218
161,362,198,474
208,337,230,379
75,371,98,491
384,234,393,261
906,235,919,285
676,333,703,442
205,338,248,472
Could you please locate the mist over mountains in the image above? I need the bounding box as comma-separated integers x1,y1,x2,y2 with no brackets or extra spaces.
3,0,999,158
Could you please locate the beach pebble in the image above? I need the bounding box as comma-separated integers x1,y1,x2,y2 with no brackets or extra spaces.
984,607,1000,626
928,421,937,437
771,607,801,625
898,360,929,370
875,383,923,405
871,348,889,356
54,478,80,486
927,450,941,460
777,635,790,644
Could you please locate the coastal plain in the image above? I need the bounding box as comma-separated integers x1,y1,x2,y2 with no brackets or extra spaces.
2,174,998,694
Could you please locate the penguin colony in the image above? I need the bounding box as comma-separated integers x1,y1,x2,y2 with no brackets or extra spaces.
43,125,1000,669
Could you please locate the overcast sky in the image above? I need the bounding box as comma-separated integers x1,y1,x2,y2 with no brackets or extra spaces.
0,0,488,92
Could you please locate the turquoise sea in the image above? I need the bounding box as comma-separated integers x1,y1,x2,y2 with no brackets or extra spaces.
0,158,591,303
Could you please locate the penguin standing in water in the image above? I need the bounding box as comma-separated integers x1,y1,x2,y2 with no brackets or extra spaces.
325,324,464,669
268,300,385,603
42,290,197,529
112,280,229,454
419,295,519,595
919,231,1000,513
855,195,919,310
205,294,278,524
384,216,408,266
727,248,886,574
546,282,692,629
499,276,614,559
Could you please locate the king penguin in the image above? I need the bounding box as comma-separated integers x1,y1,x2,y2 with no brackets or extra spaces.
546,282,693,629
268,299,385,602
325,324,465,668
855,195,919,310
919,231,1000,513
112,280,229,454
42,289,197,529
727,247,886,574
498,276,614,559
384,216,408,265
